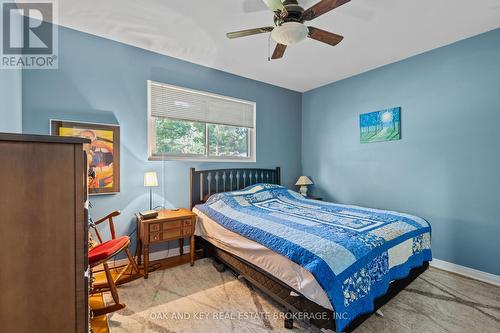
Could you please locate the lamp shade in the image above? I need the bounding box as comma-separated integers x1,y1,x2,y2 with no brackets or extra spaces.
144,172,158,187
295,176,313,186
271,22,308,45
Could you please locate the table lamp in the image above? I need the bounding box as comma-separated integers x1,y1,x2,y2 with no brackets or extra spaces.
295,176,313,196
144,171,158,210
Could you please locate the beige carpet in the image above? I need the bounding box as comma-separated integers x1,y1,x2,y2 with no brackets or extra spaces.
108,258,500,333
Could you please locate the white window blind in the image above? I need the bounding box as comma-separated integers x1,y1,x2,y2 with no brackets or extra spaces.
148,80,255,128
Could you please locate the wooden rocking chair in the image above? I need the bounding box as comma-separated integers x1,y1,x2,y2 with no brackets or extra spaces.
88,211,141,317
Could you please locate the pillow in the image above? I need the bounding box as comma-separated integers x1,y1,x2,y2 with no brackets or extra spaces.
201,183,284,203
202,193,211,203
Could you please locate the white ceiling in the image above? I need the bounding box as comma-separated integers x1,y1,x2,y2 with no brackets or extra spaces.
42,0,500,91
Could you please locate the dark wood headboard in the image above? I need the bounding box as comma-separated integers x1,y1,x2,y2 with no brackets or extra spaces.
190,167,280,208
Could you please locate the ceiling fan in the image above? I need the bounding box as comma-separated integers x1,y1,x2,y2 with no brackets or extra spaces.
226,0,350,60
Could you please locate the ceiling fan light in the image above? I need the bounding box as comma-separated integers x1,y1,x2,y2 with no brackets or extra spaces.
271,22,308,46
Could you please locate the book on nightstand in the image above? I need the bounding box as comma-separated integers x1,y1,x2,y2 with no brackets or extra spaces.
139,210,158,220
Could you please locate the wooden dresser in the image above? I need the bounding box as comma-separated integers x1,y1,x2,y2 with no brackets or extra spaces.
0,133,90,333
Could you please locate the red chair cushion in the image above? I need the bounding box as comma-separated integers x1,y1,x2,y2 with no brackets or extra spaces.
89,236,129,265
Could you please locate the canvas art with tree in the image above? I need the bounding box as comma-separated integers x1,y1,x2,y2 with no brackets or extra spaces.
360,107,401,143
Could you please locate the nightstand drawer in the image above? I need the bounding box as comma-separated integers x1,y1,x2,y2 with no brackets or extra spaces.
183,219,193,227
150,229,183,242
182,227,193,237
150,223,161,232
149,232,162,242
162,228,182,240
162,220,181,230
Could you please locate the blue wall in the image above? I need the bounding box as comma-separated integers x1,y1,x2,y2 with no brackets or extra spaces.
302,28,500,275
0,69,22,133
19,22,500,274
22,26,302,253
0,10,22,133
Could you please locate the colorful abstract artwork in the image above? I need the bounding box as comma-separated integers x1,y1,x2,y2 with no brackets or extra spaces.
360,107,401,143
51,120,120,194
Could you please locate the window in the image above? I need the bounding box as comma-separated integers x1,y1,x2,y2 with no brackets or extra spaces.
148,80,256,161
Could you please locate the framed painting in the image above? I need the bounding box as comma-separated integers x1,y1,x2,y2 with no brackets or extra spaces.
51,120,120,194
360,107,401,144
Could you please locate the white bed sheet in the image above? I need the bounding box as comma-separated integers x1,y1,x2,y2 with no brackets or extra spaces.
193,207,333,310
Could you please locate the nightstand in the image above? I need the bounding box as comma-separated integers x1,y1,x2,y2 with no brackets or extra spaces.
136,209,197,279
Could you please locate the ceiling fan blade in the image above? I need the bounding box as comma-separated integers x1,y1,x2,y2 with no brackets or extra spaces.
226,27,274,39
308,27,344,46
302,0,351,21
271,43,287,59
262,0,285,12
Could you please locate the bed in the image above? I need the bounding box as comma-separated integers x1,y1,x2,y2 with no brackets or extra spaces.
190,167,431,332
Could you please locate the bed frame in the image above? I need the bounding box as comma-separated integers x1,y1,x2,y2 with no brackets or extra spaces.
189,167,429,332
189,167,280,208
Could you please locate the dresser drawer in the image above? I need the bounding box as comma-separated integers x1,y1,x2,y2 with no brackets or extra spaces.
162,220,181,230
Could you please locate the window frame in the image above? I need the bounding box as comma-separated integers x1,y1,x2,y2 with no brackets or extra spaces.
147,81,256,162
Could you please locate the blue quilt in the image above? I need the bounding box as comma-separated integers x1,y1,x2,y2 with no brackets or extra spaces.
195,184,432,332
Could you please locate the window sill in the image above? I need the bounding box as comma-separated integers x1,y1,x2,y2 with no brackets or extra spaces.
148,155,256,163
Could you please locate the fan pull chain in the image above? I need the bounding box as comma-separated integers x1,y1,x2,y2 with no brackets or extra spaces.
267,34,271,61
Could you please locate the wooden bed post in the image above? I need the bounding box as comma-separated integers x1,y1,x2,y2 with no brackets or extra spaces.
276,167,281,185
189,167,195,209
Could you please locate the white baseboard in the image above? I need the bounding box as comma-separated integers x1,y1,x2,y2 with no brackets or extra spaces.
110,245,191,268
431,258,500,287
